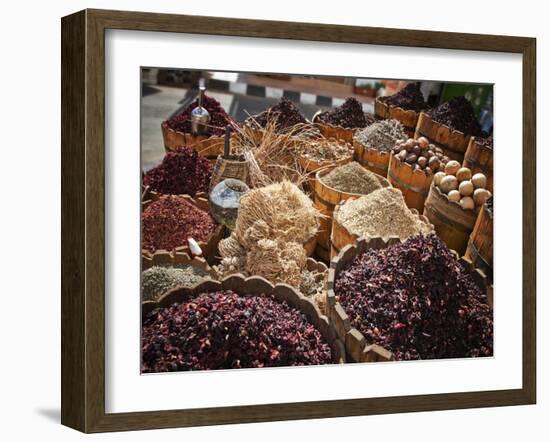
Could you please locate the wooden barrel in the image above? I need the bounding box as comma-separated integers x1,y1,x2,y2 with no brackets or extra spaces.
161,122,228,162
463,137,494,193
142,274,346,364
374,97,419,137
314,121,355,143
353,140,391,177
326,237,492,362
415,112,473,162
141,194,225,265
298,152,352,191
387,154,433,212
465,201,493,282
330,204,432,259
422,185,478,255
313,166,390,263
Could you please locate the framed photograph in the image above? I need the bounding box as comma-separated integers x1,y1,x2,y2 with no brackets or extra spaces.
61,9,536,433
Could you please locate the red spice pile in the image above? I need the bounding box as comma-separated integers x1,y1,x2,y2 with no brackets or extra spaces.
142,291,333,372
143,147,212,197
335,233,493,360
164,94,236,137
142,195,216,253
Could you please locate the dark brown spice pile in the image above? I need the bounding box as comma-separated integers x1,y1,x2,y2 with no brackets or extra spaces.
317,97,372,128
164,94,236,137
253,98,311,133
143,147,212,197
380,82,429,112
141,291,333,372
142,195,216,253
334,233,493,360
429,96,482,136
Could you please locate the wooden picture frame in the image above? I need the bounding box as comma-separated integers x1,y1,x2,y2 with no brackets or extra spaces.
61,9,536,433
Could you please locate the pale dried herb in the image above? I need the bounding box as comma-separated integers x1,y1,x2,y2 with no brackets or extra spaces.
321,162,382,194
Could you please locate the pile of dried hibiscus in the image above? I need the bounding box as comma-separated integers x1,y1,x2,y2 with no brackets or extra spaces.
141,291,333,372
334,233,493,360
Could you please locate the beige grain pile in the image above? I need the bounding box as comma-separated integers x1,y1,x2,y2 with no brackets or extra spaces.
334,187,433,239
321,161,382,194
296,138,353,163
217,181,320,287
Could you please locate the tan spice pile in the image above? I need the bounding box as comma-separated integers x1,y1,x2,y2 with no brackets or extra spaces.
296,139,353,163
334,187,433,239
321,162,382,194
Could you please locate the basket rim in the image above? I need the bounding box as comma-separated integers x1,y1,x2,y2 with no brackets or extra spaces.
375,95,426,119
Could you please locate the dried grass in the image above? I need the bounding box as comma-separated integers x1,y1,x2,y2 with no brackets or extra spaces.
232,118,320,188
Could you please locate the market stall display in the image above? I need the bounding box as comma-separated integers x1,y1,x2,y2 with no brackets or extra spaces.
161,92,237,159
141,77,494,372
353,119,407,176
314,97,375,143
375,82,429,136
330,187,433,258
328,233,493,362
415,96,482,162
141,275,345,372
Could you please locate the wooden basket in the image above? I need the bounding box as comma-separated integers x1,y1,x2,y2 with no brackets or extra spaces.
462,136,494,193
465,200,493,282
414,112,472,162
314,121,355,143
387,154,433,212
422,185,478,255
353,140,392,177
374,97,420,137
142,274,346,364
330,204,433,259
326,237,492,362
297,140,353,191
141,194,225,265
141,250,217,303
312,166,391,262
161,122,234,162
209,155,250,191
141,185,207,204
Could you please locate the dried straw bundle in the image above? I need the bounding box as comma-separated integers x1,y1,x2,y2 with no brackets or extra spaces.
216,181,320,287
233,118,320,188
234,181,319,245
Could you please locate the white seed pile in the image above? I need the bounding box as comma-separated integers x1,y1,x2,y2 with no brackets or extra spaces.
335,187,432,239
